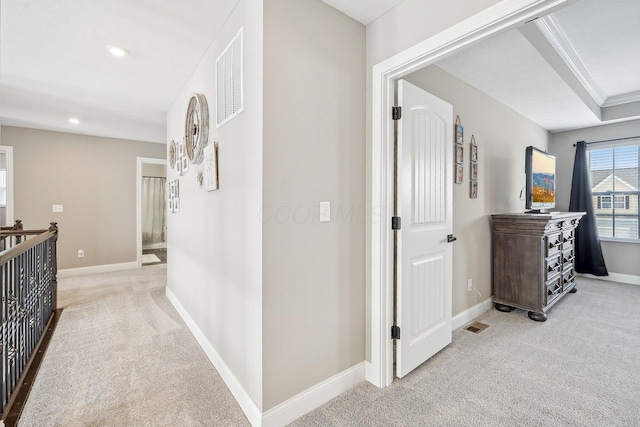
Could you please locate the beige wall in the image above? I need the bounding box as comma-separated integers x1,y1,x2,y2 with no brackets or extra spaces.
549,119,640,277
165,0,264,411
263,0,365,411
406,65,550,315
2,126,165,269
142,163,166,178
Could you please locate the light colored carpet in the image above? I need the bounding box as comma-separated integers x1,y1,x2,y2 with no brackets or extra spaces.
18,270,640,426
18,265,249,427
292,277,640,426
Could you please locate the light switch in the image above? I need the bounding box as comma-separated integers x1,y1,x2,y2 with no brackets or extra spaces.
52,204,63,213
320,201,331,222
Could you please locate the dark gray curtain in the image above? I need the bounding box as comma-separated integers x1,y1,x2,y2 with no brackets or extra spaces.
569,141,608,276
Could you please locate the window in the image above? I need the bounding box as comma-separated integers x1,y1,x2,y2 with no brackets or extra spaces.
589,142,639,241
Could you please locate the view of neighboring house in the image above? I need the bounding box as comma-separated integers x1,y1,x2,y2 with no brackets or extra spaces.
590,146,639,239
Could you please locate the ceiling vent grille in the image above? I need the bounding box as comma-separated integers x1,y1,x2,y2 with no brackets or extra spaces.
216,28,244,128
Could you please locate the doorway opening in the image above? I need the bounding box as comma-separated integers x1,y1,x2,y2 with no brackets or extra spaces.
367,0,572,388
136,157,167,267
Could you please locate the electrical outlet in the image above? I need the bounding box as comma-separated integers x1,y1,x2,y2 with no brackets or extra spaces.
78,249,85,258
468,279,473,292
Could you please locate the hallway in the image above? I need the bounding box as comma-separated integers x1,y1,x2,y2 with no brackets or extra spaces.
18,265,249,426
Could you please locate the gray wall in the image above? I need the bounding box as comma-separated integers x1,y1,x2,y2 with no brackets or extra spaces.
406,65,550,315
549,119,640,277
2,126,165,269
263,0,366,411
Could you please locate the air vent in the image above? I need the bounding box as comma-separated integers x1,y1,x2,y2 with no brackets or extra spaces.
216,28,244,127
465,321,489,334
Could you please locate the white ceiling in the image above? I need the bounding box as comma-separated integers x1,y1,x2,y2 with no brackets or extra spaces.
435,0,640,132
0,0,240,143
1,0,638,144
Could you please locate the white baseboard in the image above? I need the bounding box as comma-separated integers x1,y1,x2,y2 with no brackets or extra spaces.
57,261,138,278
452,296,494,331
165,287,262,426
262,362,365,427
578,272,640,286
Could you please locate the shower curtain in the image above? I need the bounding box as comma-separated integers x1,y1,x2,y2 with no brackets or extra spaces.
142,177,167,245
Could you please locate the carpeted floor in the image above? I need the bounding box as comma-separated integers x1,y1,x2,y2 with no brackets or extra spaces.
17,272,640,426
18,265,249,426
292,277,640,426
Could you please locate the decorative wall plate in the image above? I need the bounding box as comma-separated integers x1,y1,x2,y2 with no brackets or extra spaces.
168,140,177,169
185,93,209,164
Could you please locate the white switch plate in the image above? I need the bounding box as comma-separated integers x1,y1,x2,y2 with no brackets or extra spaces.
78,249,84,258
319,202,331,222
52,204,63,213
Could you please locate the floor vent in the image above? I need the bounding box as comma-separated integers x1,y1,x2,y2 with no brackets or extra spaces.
465,321,489,334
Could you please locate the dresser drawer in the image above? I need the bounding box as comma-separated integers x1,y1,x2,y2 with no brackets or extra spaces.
545,253,562,279
546,275,562,304
546,233,562,256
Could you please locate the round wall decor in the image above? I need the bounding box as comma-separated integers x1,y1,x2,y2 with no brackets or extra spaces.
184,93,209,164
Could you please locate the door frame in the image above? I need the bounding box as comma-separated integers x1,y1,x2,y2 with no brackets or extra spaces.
136,157,167,268
367,0,572,388
0,146,14,226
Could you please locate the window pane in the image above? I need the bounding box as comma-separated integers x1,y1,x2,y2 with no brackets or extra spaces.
596,216,613,238
589,148,613,191
614,145,638,189
589,143,639,241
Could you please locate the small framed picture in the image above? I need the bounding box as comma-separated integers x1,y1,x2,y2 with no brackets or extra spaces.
168,198,174,213
470,136,478,162
456,145,464,164
204,142,219,192
455,116,463,145
174,179,179,197
470,180,478,199
455,164,463,184
470,161,478,180
174,197,181,212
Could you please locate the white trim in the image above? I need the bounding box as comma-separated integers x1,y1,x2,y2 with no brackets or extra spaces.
368,0,572,388
534,15,606,106
136,157,166,269
578,272,640,286
604,90,640,108
262,363,365,427
452,296,494,331
165,287,262,427
57,261,138,278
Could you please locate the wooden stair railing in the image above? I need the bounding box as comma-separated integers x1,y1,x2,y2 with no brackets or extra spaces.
0,222,59,424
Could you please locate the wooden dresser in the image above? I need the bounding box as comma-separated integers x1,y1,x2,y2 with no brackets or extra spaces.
491,212,585,321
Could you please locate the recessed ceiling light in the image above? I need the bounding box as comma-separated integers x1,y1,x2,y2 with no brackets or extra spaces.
106,45,128,57
69,118,80,125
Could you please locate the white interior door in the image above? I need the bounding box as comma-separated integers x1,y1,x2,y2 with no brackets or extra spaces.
396,80,453,378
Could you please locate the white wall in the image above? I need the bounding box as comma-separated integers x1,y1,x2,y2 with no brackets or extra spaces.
366,0,502,67
549,119,640,277
165,0,264,410
262,0,366,411
406,65,550,315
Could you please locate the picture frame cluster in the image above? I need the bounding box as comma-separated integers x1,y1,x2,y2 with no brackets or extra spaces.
453,116,478,198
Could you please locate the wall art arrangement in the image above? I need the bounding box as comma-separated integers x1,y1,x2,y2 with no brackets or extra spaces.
168,179,180,213
203,142,219,192
469,135,478,199
167,92,220,207
454,116,464,184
